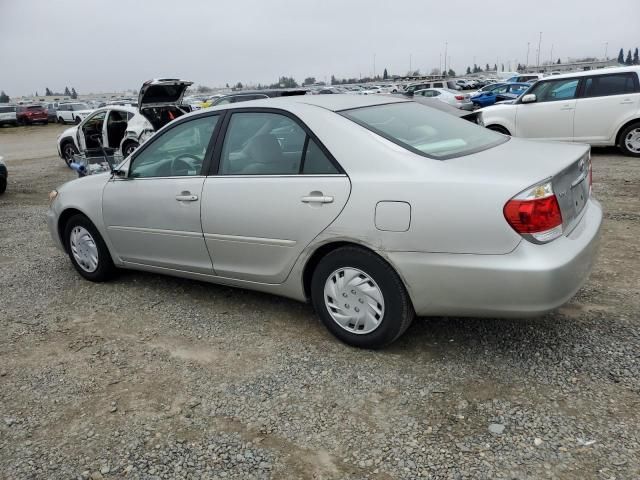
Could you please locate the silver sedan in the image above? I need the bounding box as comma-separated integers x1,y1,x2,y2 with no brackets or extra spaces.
47,95,602,348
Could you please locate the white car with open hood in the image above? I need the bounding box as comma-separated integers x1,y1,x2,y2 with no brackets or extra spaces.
56,79,193,165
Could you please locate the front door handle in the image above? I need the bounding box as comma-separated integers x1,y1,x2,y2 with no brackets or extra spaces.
301,195,334,204
175,192,198,202
620,99,633,104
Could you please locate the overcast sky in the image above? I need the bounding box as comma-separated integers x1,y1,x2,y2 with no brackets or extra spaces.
1,0,639,96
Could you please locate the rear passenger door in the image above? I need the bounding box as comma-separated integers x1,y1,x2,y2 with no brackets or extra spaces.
573,72,640,144
200,108,351,283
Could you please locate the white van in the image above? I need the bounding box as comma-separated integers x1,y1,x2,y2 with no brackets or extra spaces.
0,104,18,126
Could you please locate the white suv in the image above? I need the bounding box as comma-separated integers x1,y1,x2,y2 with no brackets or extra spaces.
481,66,640,156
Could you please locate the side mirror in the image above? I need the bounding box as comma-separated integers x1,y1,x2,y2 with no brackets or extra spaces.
521,93,537,104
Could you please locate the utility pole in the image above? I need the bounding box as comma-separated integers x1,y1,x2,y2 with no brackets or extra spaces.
536,31,542,68
373,53,376,79
604,41,608,60
550,44,554,65
444,42,448,76
526,42,530,70
439,53,442,74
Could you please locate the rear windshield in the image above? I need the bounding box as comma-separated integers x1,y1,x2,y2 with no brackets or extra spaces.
341,102,507,160
28,105,43,110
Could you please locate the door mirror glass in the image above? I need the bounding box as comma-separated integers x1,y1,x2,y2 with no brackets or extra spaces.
521,93,537,104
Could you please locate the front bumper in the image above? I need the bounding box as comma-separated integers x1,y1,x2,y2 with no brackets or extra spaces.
47,203,65,252
388,198,603,317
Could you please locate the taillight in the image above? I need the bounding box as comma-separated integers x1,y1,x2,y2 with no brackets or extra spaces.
504,180,563,243
455,95,464,101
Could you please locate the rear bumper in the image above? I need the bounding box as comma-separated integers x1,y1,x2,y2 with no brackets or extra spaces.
458,101,474,111
388,198,602,317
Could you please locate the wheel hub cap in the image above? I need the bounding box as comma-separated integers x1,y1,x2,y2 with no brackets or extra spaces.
70,226,99,273
626,128,640,153
323,267,385,334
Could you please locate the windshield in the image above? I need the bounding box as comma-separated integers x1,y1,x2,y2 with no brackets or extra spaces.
72,104,89,110
341,102,507,159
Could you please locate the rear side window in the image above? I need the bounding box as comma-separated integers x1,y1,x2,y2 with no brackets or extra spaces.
433,82,444,88
219,112,339,175
0,106,16,113
583,73,637,98
341,102,506,160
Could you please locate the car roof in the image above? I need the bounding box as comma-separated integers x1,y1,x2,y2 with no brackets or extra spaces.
538,65,640,81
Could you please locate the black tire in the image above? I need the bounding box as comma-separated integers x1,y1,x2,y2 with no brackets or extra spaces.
63,214,115,282
617,122,640,157
487,124,510,135
310,246,414,349
74,116,81,125
0,176,6,195
57,116,64,124
61,141,78,167
43,120,49,125
122,141,139,157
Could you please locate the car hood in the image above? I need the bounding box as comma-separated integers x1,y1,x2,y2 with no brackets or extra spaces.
138,78,193,108
59,125,79,140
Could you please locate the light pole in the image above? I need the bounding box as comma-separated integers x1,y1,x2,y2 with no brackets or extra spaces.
536,31,542,68
409,54,412,74
373,53,376,79
550,44,554,65
526,42,530,70
444,42,448,76
604,42,608,60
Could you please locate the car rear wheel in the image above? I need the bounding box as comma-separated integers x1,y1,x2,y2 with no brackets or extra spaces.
62,142,78,167
310,246,414,349
63,214,115,282
618,122,640,157
487,125,511,135
57,117,64,124
0,176,6,195
122,141,139,157
74,117,81,124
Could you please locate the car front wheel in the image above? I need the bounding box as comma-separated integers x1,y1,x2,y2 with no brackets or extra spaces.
311,246,414,349
618,122,640,157
63,214,115,282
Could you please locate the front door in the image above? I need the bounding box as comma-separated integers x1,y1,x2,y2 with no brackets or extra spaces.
201,110,350,283
102,113,220,273
515,77,579,141
78,110,106,153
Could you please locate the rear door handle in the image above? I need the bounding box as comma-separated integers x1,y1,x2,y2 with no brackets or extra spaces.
175,194,198,202
620,99,633,104
560,105,574,111
301,195,334,204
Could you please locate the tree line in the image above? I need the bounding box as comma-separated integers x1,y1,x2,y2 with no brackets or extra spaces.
617,48,640,65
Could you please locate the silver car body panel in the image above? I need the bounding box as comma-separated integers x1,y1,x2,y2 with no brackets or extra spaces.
48,94,602,317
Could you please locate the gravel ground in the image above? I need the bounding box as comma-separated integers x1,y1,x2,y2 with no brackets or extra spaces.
0,124,639,480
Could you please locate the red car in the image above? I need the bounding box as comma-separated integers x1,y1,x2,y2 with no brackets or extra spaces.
16,105,48,125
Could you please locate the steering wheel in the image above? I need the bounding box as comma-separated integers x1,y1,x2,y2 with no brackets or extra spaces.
170,153,201,175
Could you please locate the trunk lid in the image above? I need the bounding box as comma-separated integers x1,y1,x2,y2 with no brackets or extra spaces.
138,79,193,108
450,137,591,238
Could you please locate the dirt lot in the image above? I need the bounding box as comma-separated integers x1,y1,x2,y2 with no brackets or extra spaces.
0,124,639,480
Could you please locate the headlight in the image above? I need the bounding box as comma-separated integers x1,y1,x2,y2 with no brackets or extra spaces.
48,190,59,205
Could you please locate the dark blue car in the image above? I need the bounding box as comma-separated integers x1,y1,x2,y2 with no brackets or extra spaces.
471,82,531,108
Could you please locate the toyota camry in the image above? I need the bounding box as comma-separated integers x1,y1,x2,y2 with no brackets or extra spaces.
47,95,602,348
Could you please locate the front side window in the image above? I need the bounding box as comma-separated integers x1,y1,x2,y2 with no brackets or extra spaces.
130,115,219,178
219,112,338,175
583,73,637,97
530,78,578,102
341,102,506,160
